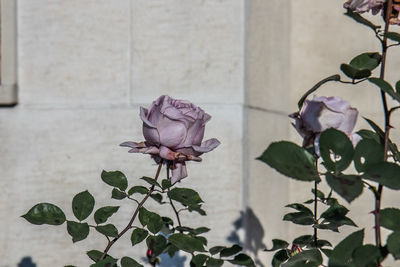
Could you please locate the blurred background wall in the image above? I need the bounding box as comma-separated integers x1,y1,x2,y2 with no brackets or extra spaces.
0,0,399,266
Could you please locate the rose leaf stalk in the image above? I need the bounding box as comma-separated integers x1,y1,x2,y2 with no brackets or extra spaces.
99,161,164,260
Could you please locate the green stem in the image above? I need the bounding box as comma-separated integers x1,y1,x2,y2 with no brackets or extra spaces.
167,163,183,230
99,161,164,260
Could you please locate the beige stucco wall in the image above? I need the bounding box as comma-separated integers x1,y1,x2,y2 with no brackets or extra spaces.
0,0,399,266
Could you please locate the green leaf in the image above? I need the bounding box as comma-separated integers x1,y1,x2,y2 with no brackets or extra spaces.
150,193,163,204
363,162,400,190
121,256,143,267
87,250,103,262
340,63,371,79
320,203,357,227
283,212,315,225
96,224,119,238
227,253,256,267
344,9,380,30
297,74,341,109
195,236,208,246
330,229,364,262
265,239,289,251
352,244,380,266
194,227,210,235
90,257,117,267
188,204,207,216
210,246,226,255
67,221,89,243
387,231,400,259
168,233,206,253
220,244,242,257
161,179,172,189
22,203,66,225
353,138,384,172
167,188,203,206
356,129,381,144
286,203,313,215
167,244,179,258
272,250,289,267
369,77,400,103
131,228,148,246
191,254,209,267
315,239,332,248
312,189,325,199
293,235,313,247
72,190,95,221
386,32,400,42
111,188,126,200
128,186,148,195
349,52,381,71
257,141,319,182
380,208,400,231
396,80,400,94
146,235,167,256
325,173,363,203
101,170,128,191
94,206,119,224
206,258,224,267
140,176,161,188
319,128,354,172
138,207,163,234
281,249,322,267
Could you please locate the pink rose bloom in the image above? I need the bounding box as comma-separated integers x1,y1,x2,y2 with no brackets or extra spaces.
290,96,361,155
344,0,386,15
121,95,220,184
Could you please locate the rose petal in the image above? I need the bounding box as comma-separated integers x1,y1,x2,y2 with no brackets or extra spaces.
192,138,221,153
143,124,161,145
181,120,205,147
120,141,160,154
140,107,156,128
158,116,187,148
171,162,188,184
338,107,358,135
313,96,350,113
159,146,177,160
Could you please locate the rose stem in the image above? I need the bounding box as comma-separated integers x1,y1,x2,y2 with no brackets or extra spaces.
166,163,183,230
374,0,393,256
313,160,319,247
99,160,164,260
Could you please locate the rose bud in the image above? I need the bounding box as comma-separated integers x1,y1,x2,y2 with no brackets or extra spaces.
121,95,220,184
290,96,361,155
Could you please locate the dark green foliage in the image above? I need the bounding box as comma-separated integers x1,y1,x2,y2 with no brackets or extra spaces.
22,203,66,225
385,32,400,42
369,78,400,103
101,170,128,191
353,138,384,172
387,231,400,260
111,188,126,200
265,239,289,251
272,250,289,267
220,244,242,257
283,203,315,225
140,176,161,188
190,254,209,267
128,186,148,195
94,206,119,224
67,221,89,243
205,258,224,267
96,224,119,238
319,129,354,172
138,207,163,234
120,257,143,267
131,228,148,246
363,162,400,190
281,249,322,267
146,235,167,256
209,246,226,255
258,141,319,182
72,190,95,221
349,52,381,71
227,254,256,267
168,233,206,253
329,229,364,264
340,64,371,79
380,208,400,231
325,173,363,203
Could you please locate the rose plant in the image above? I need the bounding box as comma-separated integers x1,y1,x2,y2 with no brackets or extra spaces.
22,96,254,267
258,0,400,266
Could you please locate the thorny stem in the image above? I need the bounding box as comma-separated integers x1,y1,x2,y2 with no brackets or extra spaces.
375,0,393,261
99,161,164,260
167,163,183,230
313,160,319,247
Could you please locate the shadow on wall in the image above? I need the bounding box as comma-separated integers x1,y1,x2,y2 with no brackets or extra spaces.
18,257,36,267
228,208,266,267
